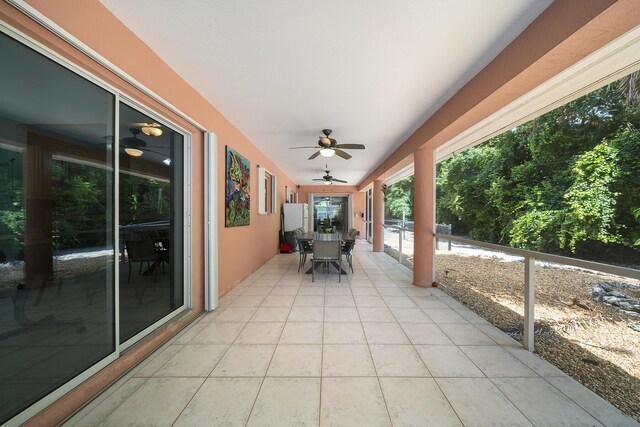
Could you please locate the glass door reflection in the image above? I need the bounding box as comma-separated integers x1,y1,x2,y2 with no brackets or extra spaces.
118,104,184,344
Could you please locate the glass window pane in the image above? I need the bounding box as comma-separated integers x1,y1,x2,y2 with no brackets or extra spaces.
0,33,115,423
118,104,184,343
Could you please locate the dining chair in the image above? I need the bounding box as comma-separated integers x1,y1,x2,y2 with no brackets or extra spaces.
341,240,355,273
311,239,341,282
293,229,312,272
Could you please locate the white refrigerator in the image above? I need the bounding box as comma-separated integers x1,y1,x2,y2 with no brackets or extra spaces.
283,203,309,232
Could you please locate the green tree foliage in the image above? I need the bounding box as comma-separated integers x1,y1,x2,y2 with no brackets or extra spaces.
436,80,640,257
384,175,414,220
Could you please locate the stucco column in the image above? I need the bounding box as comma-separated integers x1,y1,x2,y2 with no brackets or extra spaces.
372,179,384,252
413,146,435,286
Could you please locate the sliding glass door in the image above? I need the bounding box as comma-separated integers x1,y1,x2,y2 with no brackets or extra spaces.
118,104,184,344
0,31,188,424
0,33,115,423
313,196,348,232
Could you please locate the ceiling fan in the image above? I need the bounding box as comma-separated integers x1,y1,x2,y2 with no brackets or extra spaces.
313,169,347,186
290,129,365,160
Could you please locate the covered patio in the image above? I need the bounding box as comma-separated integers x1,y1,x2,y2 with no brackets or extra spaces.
67,242,634,426
2,1,640,425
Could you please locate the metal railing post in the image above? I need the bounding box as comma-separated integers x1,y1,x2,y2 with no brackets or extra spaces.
447,224,452,251
524,256,535,352
398,228,403,264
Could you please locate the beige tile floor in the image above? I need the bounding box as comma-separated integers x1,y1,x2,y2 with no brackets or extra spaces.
67,242,638,427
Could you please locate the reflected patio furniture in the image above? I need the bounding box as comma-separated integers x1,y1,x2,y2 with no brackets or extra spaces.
311,237,342,282
125,240,158,284
153,240,170,274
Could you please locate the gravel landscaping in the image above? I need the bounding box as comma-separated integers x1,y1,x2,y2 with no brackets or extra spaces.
434,251,640,422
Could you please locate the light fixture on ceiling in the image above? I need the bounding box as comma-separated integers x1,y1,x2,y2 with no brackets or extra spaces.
124,147,143,157
141,123,163,137
323,180,332,185
320,148,335,157
163,158,171,165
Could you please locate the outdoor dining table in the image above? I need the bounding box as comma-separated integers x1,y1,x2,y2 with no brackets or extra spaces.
298,231,354,275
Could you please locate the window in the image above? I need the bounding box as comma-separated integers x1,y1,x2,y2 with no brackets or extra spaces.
258,166,277,215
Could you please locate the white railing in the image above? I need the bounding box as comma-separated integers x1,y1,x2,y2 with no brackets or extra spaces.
434,233,640,352
383,224,412,264
383,223,452,264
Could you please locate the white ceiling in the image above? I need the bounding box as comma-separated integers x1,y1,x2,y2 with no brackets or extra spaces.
100,0,552,186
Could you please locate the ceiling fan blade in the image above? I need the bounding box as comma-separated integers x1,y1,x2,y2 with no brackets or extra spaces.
308,151,321,160
312,179,324,181
332,178,347,183
290,146,318,149
334,144,365,150
333,149,352,160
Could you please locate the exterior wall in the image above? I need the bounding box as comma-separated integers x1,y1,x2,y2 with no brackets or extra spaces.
297,185,365,237
0,1,296,424
358,0,640,189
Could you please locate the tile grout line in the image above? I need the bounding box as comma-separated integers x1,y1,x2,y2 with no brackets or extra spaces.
318,276,327,427
243,268,301,427
169,303,258,426
354,270,395,427
86,312,209,425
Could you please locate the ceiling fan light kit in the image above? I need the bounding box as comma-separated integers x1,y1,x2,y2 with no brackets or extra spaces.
320,148,335,157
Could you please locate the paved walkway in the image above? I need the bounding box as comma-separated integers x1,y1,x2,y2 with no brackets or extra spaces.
67,242,638,426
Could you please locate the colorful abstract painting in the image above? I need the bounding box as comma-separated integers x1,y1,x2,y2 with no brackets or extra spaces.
225,146,251,227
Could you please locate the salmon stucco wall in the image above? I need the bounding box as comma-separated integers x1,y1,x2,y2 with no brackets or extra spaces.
297,185,365,237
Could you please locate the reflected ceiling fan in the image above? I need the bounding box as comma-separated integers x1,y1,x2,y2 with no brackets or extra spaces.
120,128,171,164
290,129,365,160
121,128,147,157
128,122,163,137
313,168,347,186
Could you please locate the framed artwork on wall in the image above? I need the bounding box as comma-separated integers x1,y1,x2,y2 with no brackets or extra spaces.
225,146,250,227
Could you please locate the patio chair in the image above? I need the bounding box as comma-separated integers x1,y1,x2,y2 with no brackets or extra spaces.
297,238,313,272
341,240,355,273
293,229,311,272
312,239,342,282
